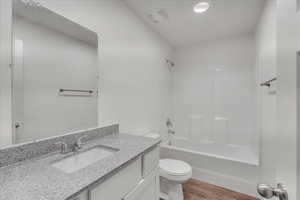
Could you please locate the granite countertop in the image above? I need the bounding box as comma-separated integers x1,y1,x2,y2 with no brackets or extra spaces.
0,134,160,200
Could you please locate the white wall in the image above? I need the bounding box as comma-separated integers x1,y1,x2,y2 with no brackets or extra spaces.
0,0,13,147
13,16,98,143
276,0,299,199
172,34,258,149
0,0,173,142
255,0,277,186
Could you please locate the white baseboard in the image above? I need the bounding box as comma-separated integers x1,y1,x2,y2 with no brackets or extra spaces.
191,167,259,198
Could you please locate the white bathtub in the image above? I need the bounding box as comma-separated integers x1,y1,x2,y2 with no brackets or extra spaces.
162,137,259,166
160,137,260,196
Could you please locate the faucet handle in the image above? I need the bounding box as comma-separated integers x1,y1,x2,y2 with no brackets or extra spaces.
55,141,68,154
75,135,89,149
168,129,175,135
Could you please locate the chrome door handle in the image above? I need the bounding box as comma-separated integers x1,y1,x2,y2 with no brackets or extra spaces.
15,122,21,129
257,183,288,200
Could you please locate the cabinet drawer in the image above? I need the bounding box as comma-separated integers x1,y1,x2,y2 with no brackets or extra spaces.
90,157,142,200
143,146,159,177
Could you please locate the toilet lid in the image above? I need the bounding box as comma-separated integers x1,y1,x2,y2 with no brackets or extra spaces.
159,159,191,176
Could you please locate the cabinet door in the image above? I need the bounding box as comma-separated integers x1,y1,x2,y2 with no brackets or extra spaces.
123,170,159,200
89,158,142,200
69,190,88,200
143,146,159,177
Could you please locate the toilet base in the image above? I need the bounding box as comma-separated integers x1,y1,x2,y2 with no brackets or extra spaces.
160,177,184,200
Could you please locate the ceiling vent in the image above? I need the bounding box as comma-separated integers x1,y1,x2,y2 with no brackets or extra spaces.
147,9,169,24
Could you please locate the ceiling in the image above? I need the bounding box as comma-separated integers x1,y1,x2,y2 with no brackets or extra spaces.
124,0,265,47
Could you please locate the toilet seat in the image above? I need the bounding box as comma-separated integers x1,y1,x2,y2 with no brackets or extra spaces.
159,159,192,182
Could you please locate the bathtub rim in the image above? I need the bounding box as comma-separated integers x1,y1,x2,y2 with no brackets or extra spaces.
160,143,260,167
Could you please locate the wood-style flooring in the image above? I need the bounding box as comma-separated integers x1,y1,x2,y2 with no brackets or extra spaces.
182,179,259,200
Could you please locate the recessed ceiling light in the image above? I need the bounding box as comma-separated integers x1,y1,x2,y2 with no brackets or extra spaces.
194,1,210,13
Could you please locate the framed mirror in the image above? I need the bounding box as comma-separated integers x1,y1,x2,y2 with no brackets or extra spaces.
11,0,99,144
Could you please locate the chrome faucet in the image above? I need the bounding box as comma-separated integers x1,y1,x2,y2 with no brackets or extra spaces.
73,135,88,151
56,142,69,154
167,118,175,135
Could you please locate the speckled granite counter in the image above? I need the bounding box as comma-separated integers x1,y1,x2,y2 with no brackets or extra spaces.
0,133,160,200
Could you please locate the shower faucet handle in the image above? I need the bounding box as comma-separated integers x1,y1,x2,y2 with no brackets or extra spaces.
168,129,175,135
166,118,173,128
257,183,288,200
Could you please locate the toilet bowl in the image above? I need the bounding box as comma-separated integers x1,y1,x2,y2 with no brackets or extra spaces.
159,159,192,200
144,133,192,200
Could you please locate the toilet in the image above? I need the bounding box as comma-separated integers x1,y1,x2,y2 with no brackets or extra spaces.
144,133,192,200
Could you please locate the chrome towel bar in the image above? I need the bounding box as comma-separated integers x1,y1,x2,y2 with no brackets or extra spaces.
59,89,94,94
260,78,277,87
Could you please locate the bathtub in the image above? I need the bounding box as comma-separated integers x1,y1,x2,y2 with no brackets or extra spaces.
161,137,259,166
160,137,260,196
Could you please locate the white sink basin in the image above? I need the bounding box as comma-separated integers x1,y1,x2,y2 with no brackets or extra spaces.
52,146,118,173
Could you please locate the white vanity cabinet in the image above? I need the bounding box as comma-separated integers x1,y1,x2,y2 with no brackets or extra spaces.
123,170,159,200
89,157,142,200
72,146,160,200
71,191,89,200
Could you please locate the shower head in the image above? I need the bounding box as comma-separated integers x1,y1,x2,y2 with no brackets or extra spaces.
148,9,169,24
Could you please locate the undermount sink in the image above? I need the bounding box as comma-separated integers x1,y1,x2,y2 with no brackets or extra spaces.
52,146,119,173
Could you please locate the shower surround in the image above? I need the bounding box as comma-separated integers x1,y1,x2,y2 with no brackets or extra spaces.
171,33,259,161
